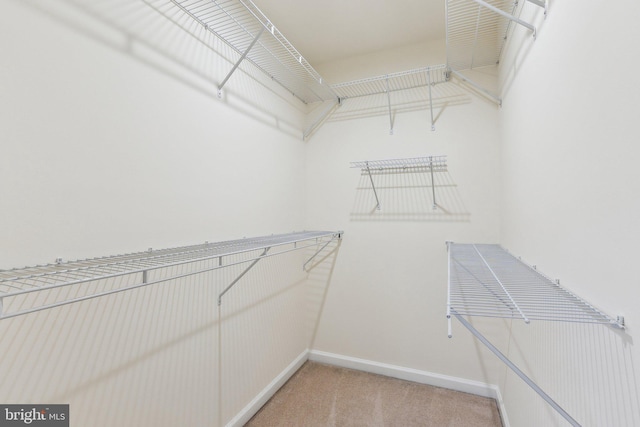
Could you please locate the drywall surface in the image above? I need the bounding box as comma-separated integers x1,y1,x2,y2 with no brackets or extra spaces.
0,1,321,426
499,0,640,425
305,45,506,388
0,0,308,269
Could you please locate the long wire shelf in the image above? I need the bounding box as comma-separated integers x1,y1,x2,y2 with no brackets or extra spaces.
330,67,450,133
170,0,337,104
447,243,622,328
350,156,447,172
447,242,622,427
0,230,342,319
331,66,449,100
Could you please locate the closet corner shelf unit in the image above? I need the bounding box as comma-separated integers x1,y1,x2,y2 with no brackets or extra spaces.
446,0,547,104
447,242,623,427
331,65,449,133
350,156,447,210
0,231,342,320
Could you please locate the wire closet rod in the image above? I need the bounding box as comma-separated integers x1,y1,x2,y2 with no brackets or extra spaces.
0,231,342,319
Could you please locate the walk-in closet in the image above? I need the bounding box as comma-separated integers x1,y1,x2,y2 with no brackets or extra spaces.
2,1,639,426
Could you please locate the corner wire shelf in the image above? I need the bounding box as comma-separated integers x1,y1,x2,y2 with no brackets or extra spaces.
446,242,623,427
446,0,546,104
0,231,342,320
330,65,449,133
169,0,338,104
350,156,447,211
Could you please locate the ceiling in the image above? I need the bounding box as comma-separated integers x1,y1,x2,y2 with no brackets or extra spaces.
251,0,446,66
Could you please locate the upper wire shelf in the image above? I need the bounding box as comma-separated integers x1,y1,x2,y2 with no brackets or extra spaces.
350,156,447,172
447,243,623,328
0,231,342,319
331,66,449,100
170,0,337,104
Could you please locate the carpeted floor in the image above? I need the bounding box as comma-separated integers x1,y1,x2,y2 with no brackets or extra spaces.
246,361,502,426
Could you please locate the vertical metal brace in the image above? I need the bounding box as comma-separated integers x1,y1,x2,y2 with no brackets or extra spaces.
452,311,581,427
217,27,265,98
471,0,537,38
446,242,452,337
386,75,393,135
217,247,270,305
365,161,381,210
303,237,335,271
142,270,148,284
429,156,437,209
427,69,435,131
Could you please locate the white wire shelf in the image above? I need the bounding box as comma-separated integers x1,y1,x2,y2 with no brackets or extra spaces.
350,156,447,172
0,231,342,319
331,66,449,100
446,242,612,427
351,156,447,210
170,0,337,104
330,66,449,133
447,243,623,328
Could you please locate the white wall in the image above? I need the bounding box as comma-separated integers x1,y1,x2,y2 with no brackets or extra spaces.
0,1,323,426
305,42,508,388
0,0,308,269
499,0,640,425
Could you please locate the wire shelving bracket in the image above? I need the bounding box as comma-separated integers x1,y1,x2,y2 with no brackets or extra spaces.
446,242,624,427
170,0,338,104
0,231,343,319
350,156,447,211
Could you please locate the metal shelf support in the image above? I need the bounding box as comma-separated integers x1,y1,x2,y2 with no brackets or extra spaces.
218,26,265,98
365,161,381,211
386,76,393,135
218,247,269,305
427,69,435,131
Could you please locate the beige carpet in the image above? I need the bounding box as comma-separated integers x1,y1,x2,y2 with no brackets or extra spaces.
246,361,502,426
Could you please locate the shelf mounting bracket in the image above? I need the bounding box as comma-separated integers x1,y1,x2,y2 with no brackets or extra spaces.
218,27,265,98
429,157,437,209
365,161,381,210
427,69,435,131
218,246,270,305
385,75,393,135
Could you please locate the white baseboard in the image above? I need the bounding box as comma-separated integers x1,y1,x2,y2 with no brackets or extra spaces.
226,349,510,427
225,349,309,427
309,350,510,427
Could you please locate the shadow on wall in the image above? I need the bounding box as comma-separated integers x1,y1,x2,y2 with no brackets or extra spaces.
0,239,342,427
350,167,470,222
15,0,305,139
491,318,639,426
